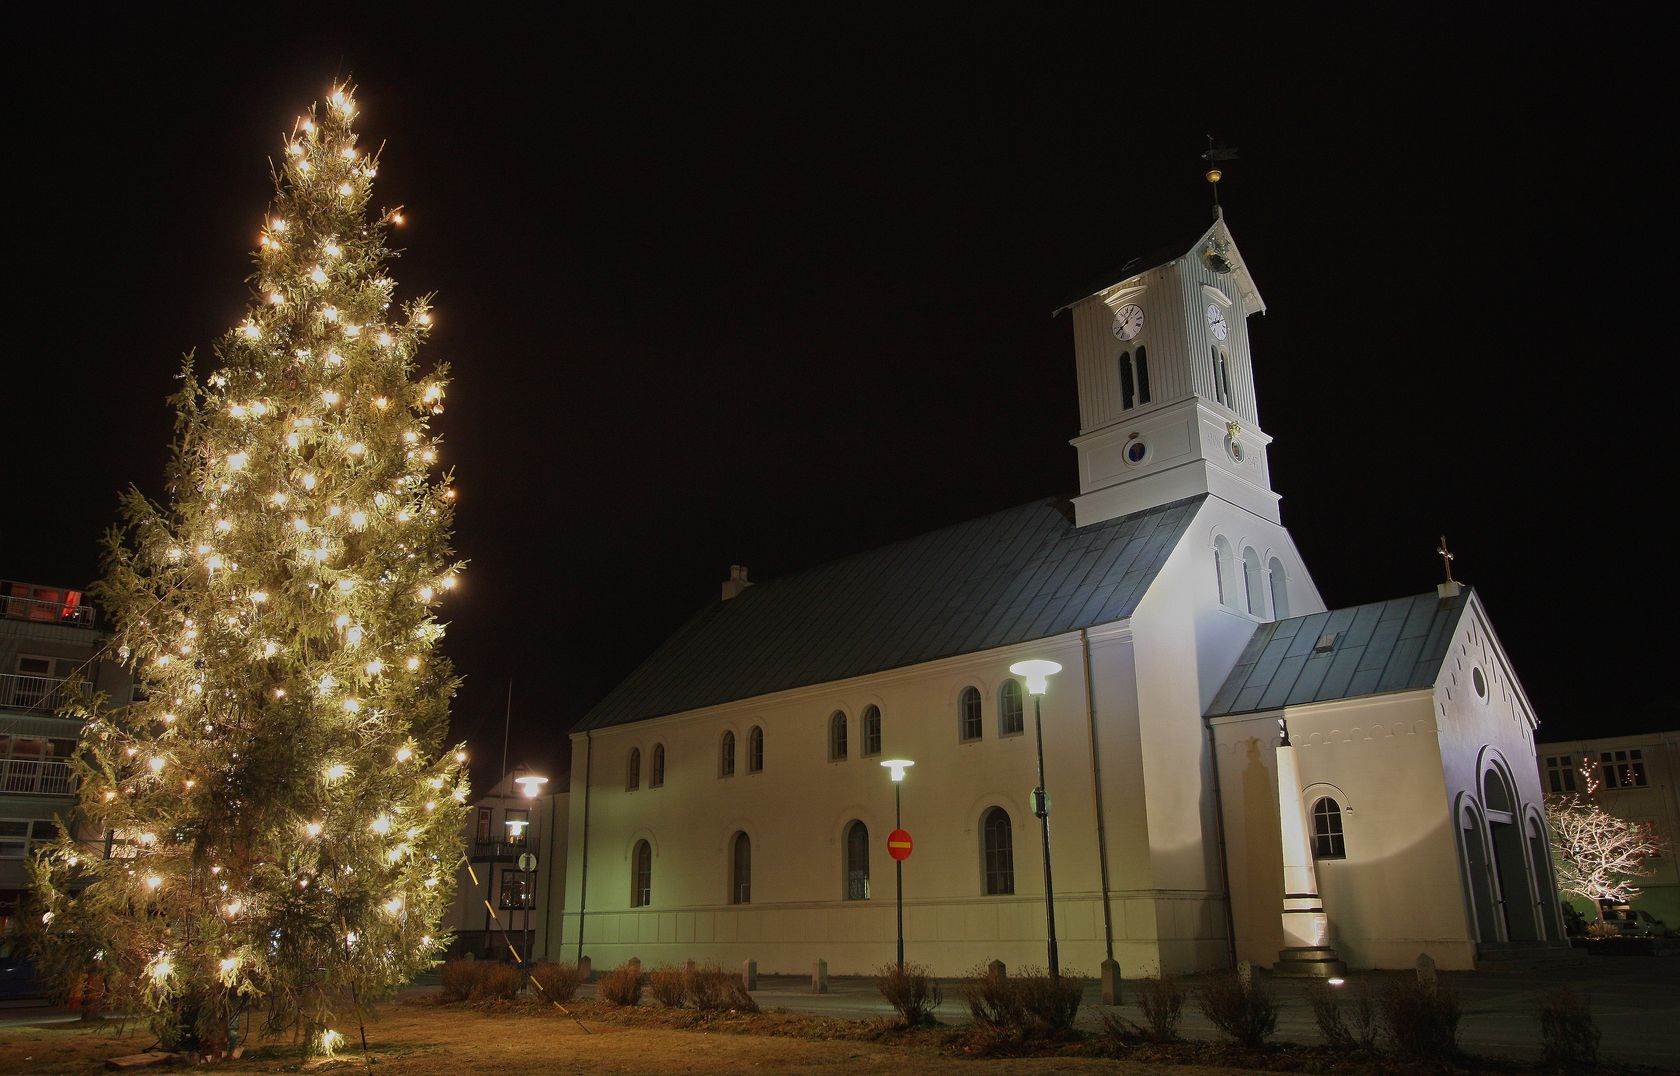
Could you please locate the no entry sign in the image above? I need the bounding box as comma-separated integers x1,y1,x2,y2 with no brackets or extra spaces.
887,828,913,861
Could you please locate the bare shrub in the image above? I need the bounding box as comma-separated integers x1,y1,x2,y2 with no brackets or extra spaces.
1538,987,1600,1072
1197,973,1278,1047
962,965,1024,1028
686,964,758,1013
1380,976,1461,1061
1309,979,1379,1052
647,965,687,1008
875,963,942,1027
1014,968,1083,1032
475,962,523,1000
438,960,482,1002
1124,974,1186,1043
528,961,583,1003
597,962,644,1007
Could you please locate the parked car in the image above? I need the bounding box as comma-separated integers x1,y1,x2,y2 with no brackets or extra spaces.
1600,906,1673,937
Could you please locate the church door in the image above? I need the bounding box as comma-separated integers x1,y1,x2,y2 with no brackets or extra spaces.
1482,768,1540,942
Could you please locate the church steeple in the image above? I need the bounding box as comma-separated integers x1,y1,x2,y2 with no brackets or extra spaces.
1056,213,1280,528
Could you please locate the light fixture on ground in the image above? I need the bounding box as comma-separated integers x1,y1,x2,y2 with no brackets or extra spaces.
880,758,915,972
1009,658,1063,979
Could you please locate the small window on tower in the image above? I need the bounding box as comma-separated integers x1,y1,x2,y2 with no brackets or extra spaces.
1136,346,1150,404
1119,351,1135,410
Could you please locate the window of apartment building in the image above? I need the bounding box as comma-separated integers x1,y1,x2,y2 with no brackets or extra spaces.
0,736,76,795
1544,755,1578,794
498,868,532,909
504,808,529,846
476,807,493,843
0,820,29,859
1600,749,1648,789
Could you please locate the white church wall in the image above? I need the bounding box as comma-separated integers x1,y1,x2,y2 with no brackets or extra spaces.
551,632,1142,978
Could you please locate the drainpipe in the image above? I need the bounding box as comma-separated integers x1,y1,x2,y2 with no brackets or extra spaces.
541,792,558,960
1204,717,1240,968
1080,629,1116,963
574,732,593,965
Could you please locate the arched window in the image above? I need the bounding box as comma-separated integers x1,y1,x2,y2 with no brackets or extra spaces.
1243,547,1265,616
1213,536,1236,607
982,807,1014,895
845,820,870,900
626,748,641,791
650,744,665,788
958,686,983,742
720,730,736,777
829,711,848,761
1311,797,1346,860
747,726,764,773
999,679,1024,735
1136,345,1150,404
730,831,751,904
631,839,652,907
1268,557,1289,619
1119,351,1135,410
862,705,882,756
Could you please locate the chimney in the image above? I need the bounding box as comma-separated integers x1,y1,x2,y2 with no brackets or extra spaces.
722,564,752,601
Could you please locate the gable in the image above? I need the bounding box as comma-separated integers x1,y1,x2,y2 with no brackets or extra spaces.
576,495,1206,731
1054,213,1264,316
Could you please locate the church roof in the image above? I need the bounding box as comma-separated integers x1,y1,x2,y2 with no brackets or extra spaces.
575,495,1205,732
1206,590,1472,719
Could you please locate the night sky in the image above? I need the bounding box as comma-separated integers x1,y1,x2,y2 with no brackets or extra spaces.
5,12,1668,788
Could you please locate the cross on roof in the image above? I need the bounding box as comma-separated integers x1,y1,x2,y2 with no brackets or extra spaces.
1436,535,1457,585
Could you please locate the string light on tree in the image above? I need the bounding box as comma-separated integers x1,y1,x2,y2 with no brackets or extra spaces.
30,83,469,1060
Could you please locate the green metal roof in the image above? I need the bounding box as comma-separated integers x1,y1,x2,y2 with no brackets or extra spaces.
576,495,1205,731
1206,590,1471,718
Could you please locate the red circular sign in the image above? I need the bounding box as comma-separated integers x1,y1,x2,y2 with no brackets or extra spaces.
887,828,913,861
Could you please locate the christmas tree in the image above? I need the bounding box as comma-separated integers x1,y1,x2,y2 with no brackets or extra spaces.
31,85,469,1056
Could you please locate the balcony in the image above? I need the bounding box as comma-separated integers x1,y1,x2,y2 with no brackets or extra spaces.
1,582,97,628
0,673,87,717
0,758,74,796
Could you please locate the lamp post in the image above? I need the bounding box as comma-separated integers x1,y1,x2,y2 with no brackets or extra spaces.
1010,659,1063,980
511,769,548,961
880,758,914,973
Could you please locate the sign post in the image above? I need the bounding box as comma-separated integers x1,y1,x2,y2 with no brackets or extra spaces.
880,759,915,975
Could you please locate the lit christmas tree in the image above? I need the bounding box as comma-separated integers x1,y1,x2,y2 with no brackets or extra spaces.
31,85,468,1056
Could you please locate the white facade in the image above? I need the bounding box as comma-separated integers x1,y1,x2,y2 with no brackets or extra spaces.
531,213,1562,977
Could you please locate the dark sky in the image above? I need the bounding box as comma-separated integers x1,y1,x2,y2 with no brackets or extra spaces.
5,11,1669,787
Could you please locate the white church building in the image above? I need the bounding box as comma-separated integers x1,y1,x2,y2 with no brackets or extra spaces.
531,210,1566,977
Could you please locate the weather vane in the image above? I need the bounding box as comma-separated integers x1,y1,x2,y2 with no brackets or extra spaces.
1436,535,1457,585
1201,135,1239,210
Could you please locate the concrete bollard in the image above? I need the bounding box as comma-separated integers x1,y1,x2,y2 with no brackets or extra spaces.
1236,960,1253,990
1415,953,1436,991
1100,958,1121,1005
986,959,1006,980
812,959,829,994
743,959,758,991
578,956,592,982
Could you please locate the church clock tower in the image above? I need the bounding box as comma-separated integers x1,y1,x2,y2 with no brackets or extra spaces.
1058,210,1279,528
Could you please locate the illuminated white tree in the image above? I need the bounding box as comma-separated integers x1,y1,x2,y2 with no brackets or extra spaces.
31,85,468,1056
1546,795,1667,918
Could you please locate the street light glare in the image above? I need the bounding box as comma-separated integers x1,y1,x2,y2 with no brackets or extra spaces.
513,772,549,798
879,758,915,782
1009,659,1063,695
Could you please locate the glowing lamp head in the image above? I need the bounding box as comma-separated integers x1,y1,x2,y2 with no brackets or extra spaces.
879,758,915,782
514,772,549,799
1008,659,1063,696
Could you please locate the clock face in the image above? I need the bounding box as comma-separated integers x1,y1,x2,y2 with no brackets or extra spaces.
1205,303,1230,341
1110,303,1144,341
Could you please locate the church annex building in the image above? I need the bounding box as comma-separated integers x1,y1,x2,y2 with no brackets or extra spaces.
528,211,1567,977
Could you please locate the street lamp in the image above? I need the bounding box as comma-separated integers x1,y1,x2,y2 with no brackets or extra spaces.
509,769,548,961
1009,658,1062,979
880,758,914,973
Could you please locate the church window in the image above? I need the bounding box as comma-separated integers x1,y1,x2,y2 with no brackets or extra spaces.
845,820,870,900
1311,798,1346,860
862,705,882,756
1136,346,1150,404
730,831,752,904
1472,667,1488,700
1600,749,1647,789
958,686,983,742
829,711,848,761
1119,351,1135,410
1268,557,1289,619
1242,547,1265,616
982,807,1015,895
626,748,641,791
1213,536,1236,607
999,679,1024,736
631,840,652,907
748,726,764,772
650,744,665,788
720,731,736,777
1543,755,1577,794
1125,439,1147,465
